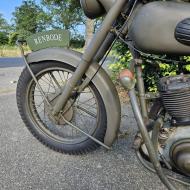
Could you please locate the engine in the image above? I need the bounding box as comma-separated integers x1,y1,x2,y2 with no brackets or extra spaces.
160,74,190,125
158,74,190,176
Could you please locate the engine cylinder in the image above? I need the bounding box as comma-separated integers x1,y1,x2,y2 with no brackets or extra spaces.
159,74,190,125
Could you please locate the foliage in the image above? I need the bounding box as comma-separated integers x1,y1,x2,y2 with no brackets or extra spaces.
0,14,7,30
12,0,50,41
42,0,97,48
0,0,94,48
108,48,132,82
8,32,19,45
183,56,190,72
143,61,177,92
41,0,84,33
108,42,132,82
70,35,85,49
0,13,11,33
8,30,33,45
109,42,180,92
0,32,8,45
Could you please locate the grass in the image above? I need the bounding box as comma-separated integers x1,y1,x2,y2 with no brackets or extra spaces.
0,45,31,57
0,45,83,57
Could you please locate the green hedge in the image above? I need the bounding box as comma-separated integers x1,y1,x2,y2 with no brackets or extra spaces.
108,43,190,92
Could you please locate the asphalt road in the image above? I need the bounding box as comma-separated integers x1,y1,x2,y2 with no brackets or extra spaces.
0,57,188,190
0,58,24,95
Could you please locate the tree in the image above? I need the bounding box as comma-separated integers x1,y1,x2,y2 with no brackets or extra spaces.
12,0,50,40
84,18,95,49
0,14,11,45
8,32,19,45
0,14,7,32
42,0,95,48
42,0,84,32
8,30,33,45
0,32,8,45
0,13,10,33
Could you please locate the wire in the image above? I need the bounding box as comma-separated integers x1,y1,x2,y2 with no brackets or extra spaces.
119,36,183,64
87,0,139,82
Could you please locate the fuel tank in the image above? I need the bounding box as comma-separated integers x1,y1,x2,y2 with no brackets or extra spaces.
128,1,190,55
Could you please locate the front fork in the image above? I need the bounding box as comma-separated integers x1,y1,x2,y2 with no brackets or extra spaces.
51,0,126,116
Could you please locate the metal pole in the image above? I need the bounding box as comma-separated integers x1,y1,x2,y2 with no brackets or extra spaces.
129,89,176,190
135,64,148,119
16,41,51,107
61,115,111,150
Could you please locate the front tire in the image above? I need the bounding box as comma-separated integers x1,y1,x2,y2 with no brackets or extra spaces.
16,61,107,155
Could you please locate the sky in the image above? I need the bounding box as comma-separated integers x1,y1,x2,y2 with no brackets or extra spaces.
0,0,40,24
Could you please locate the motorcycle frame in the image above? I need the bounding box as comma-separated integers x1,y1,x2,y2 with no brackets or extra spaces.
21,0,178,189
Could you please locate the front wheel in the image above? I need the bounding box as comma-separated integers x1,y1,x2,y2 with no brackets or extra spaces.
16,61,107,155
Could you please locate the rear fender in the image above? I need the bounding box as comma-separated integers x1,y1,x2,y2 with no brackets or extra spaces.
26,48,121,146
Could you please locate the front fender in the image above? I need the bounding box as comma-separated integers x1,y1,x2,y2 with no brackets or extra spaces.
26,48,121,146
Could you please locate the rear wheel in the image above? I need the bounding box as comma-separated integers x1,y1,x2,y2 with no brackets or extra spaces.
16,61,107,155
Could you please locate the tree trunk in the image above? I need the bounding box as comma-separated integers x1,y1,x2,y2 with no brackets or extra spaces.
84,18,95,50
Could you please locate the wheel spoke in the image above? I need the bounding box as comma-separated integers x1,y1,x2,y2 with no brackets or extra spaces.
48,73,57,91
50,72,62,90
58,71,65,84
77,97,95,105
75,105,97,118
28,67,99,143
77,102,97,110
39,77,55,89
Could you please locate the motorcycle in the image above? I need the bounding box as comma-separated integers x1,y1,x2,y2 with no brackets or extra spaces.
15,0,190,189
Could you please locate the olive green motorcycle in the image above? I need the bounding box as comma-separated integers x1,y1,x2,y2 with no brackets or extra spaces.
16,0,190,189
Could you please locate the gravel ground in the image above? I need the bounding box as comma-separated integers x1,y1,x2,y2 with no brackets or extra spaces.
0,57,189,190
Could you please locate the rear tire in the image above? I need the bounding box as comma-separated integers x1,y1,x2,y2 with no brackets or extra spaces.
16,61,107,155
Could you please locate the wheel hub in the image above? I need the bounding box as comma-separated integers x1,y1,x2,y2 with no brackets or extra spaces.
44,92,74,125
